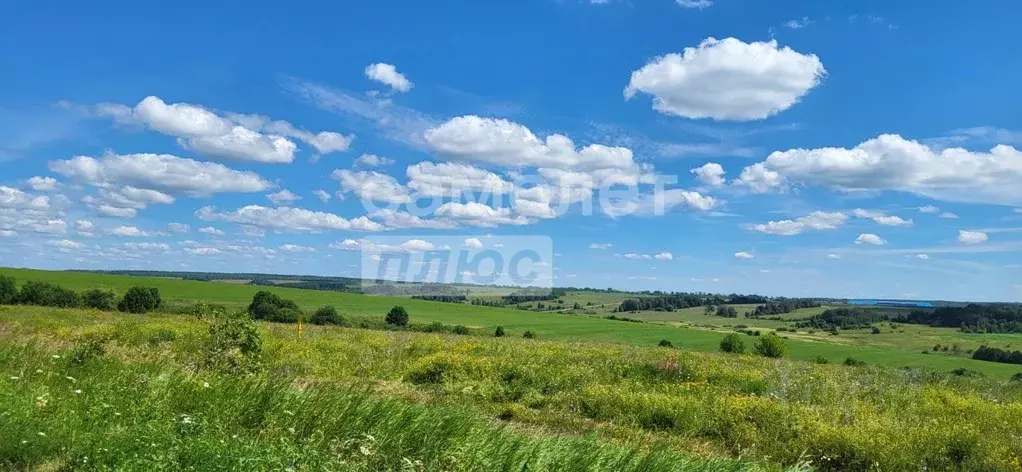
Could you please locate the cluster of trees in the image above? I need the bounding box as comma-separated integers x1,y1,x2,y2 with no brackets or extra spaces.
749,299,821,317
718,332,787,358
247,291,304,323
972,345,1022,365
710,305,738,318
411,295,468,303
502,288,567,305
796,308,901,331
615,293,719,312
0,276,161,314
726,294,770,304
251,279,352,292
907,304,1022,333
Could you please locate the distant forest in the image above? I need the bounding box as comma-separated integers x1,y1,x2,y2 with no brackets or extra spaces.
798,305,1022,334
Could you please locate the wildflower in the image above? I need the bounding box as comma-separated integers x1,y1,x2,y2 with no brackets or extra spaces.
34,369,43,374
51,354,60,359
74,389,82,394
37,432,46,437
65,376,76,382
35,395,48,408
202,382,210,388
9,376,19,380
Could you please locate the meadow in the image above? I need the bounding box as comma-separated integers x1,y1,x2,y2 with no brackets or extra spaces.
2,303,1022,471
2,267,1020,378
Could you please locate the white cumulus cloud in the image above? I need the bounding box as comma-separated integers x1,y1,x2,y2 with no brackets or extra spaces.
855,233,886,245
365,63,414,93
624,37,825,121
734,251,755,259
958,230,988,245
746,211,847,236
690,162,726,187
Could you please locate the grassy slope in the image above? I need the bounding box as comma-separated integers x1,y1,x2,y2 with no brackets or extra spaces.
3,267,1021,378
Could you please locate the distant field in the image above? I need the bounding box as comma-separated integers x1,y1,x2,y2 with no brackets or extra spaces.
3,267,1022,378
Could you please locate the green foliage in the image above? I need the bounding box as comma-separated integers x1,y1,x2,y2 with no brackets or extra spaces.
871,326,882,335
812,356,830,365
754,333,787,358
69,334,109,365
117,286,161,314
843,357,867,367
1011,372,1022,382
494,326,505,337
82,288,117,310
247,290,301,323
385,305,409,326
309,305,342,325
205,312,262,372
452,325,470,335
523,330,536,339
0,275,16,304
147,328,177,345
17,280,81,308
718,333,745,354
658,339,674,348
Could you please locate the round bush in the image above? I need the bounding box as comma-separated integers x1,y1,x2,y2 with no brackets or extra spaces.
658,339,674,348
452,325,470,335
82,289,117,311
494,326,506,337
523,330,536,339
310,306,342,325
719,333,745,354
117,286,161,314
0,275,16,305
385,306,409,326
754,333,788,358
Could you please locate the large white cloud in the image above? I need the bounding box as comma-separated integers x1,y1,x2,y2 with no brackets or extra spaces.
365,63,414,93
424,115,638,172
0,186,50,211
741,134,1022,206
406,161,514,197
196,205,384,233
855,233,886,245
332,169,412,204
435,202,530,227
958,230,988,245
746,211,847,236
25,177,59,192
852,209,913,227
624,37,825,121
50,153,272,197
93,96,353,163
690,162,726,187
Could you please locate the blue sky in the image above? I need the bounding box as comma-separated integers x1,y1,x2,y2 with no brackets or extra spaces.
2,0,1021,301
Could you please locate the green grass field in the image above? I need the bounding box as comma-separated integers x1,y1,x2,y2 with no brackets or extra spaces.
1,304,1020,471
2,267,1021,379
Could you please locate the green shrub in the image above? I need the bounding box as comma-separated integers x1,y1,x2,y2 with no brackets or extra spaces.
719,333,745,354
247,291,300,322
812,355,830,364
523,330,536,339
843,357,867,367
117,286,161,313
385,306,409,326
82,289,117,310
309,306,342,325
452,325,470,335
950,368,983,377
70,334,109,365
17,280,81,308
754,333,787,358
205,312,262,372
871,326,881,334
0,275,16,304
1012,372,1022,382
425,321,446,332
658,339,674,348
493,326,506,337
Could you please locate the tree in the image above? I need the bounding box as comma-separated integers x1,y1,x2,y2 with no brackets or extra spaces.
523,330,536,339
18,281,81,308
658,339,674,348
719,333,745,354
82,289,117,310
310,306,342,325
494,326,506,337
453,325,470,335
117,286,161,314
754,333,788,358
871,326,881,335
573,302,582,310
247,291,301,322
0,275,16,304
386,306,409,326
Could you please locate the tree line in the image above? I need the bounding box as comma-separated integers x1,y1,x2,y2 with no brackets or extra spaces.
749,299,821,317
0,275,161,314
906,304,1022,333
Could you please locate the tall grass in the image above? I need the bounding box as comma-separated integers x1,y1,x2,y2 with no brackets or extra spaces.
0,343,790,472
